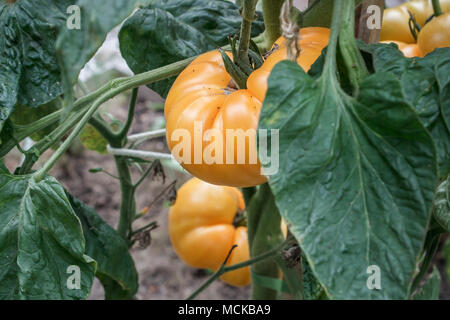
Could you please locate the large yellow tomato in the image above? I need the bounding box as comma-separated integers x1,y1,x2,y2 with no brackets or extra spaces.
418,13,450,55
165,28,330,187
168,177,250,286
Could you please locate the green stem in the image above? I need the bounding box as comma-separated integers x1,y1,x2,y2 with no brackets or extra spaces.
432,0,443,16
89,115,118,142
130,221,157,236
187,238,288,300
88,91,140,241
338,0,368,93
322,0,343,80
19,105,89,174
115,155,136,240
256,0,284,51
117,88,139,141
237,0,258,66
134,160,160,189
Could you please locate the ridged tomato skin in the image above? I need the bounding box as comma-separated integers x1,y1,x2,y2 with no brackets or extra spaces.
168,178,250,286
165,28,330,187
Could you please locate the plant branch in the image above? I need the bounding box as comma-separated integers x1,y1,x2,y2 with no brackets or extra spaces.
187,239,289,300
339,0,369,93
237,0,259,65
432,0,443,16
33,97,107,181
127,128,166,144
107,146,173,161
322,0,344,81
115,155,136,240
130,221,158,237
134,160,160,189
117,87,139,141
89,115,118,143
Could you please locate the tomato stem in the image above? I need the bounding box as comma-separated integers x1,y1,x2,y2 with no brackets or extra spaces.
115,155,136,240
322,0,343,80
237,0,259,67
338,0,368,93
432,0,443,17
116,87,139,141
254,0,284,52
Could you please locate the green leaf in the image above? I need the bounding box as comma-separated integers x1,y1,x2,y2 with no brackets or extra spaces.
259,61,437,299
303,0,363,28
433,177,450,231
362,45,450,177
9,99,61,142
79,123,108,155
55,0,150,104
0,0,70,130
119,0,264,98
0,163,96,299
67,193,138,299
412,267,441,300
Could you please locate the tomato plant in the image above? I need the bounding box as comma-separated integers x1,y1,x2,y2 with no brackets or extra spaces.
0,0,449,302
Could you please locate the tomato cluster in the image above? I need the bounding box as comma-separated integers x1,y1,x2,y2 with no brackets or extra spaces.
380,0,450,56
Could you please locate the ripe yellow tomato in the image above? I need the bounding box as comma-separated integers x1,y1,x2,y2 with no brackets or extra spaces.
380,7,415,43
168,177,250,286
380,1,450,43
379,40,424,57
418,13,450,55
403,0,433,26
165,28,330,187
